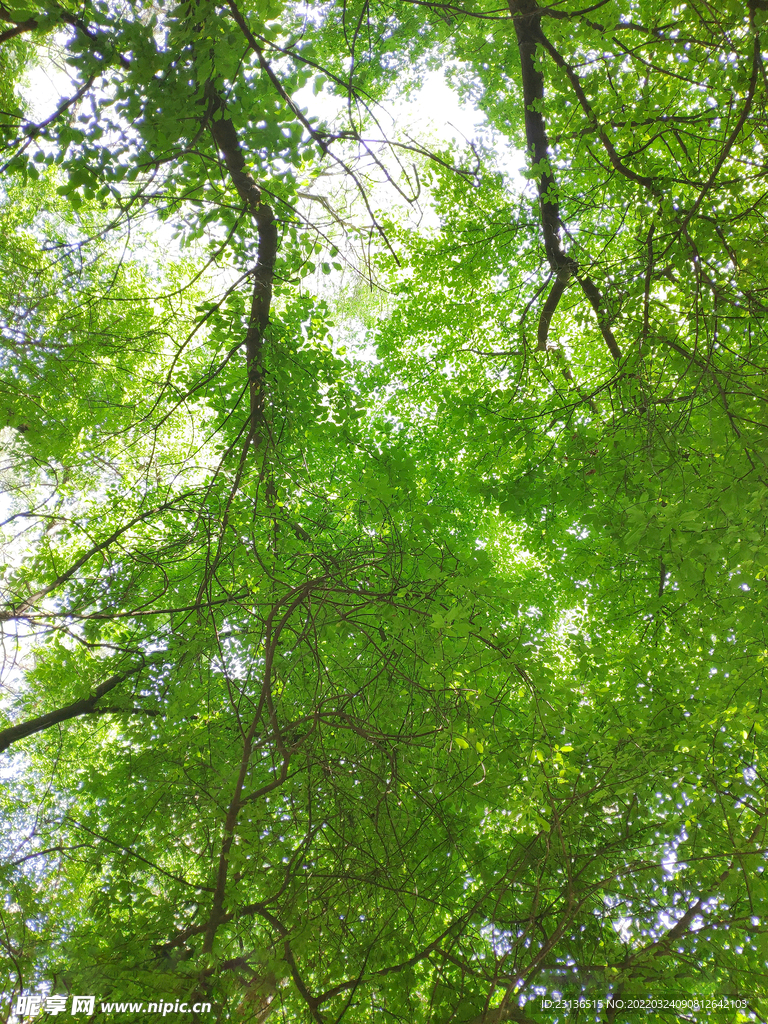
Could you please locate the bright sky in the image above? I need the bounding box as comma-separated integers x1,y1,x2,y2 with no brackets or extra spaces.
23,43,524,184
24,49,484,130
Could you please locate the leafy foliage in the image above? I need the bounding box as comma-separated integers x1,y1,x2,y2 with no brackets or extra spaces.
0,1,767,1022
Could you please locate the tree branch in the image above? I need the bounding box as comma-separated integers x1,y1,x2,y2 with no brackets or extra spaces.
535,32,656,191
0,494,198,623
577,274,622,360
205,85,278,451
508,0,575,274
509,0,622,360
0,663,146,753
201,583,318,955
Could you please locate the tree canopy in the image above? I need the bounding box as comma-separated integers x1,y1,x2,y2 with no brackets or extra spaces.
1,0,767,1021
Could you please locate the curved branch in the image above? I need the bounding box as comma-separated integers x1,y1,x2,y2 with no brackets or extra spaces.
224,0,401,262
0,4,130,66
0,16,37,43
682,31,761,227
201,581,321,955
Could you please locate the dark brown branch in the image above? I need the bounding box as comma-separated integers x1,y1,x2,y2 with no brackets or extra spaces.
577,274,622,360
509,1,624,360
0,17,37,43
0,663,145,753
224,0,401,263
0,4,38,27
0,5,130,67
537,269,572,349
0,76,97,175
622,818,766,969
201,583,317,955
69,817,212,892
508,0,574,274
534,33,656,191
244,905,325,1023
8,844,90,868
682,32,761,228
205,85,278,450
28,76,95,135
0,493,198,623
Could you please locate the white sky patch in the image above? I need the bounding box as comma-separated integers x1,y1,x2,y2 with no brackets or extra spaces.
390,69,487,148
21,43,524,243
21,37,78,120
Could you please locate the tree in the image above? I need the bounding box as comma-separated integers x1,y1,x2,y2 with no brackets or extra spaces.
0,1,767,1021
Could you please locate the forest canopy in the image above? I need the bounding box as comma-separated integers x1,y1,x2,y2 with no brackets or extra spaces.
1,0,767,1021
